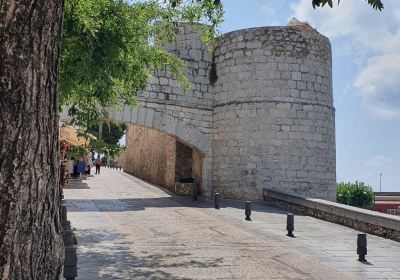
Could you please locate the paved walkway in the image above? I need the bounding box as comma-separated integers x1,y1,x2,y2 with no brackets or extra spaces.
64,169,400,279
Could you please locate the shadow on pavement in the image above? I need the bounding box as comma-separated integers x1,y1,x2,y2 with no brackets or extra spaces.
65,195,289,215
75,228,224,280
65,177,91,189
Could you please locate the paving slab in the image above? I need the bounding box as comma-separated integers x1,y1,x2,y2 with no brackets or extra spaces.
64,169,400,279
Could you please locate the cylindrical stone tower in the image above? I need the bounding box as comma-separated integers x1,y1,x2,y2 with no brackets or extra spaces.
212,19,336,201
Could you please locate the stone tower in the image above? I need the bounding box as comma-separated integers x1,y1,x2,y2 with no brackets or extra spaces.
121,19,336,201
212,19,335,200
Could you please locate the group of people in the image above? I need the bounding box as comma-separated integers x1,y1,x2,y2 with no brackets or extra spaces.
76,157,102,176
60,140,104,176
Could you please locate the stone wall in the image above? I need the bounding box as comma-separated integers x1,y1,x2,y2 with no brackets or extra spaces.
213,23,335,200
123,123,205,194
192,149,203,188
123,124,176,191
175,141,193,181
122,23,214,195
117,20,336,201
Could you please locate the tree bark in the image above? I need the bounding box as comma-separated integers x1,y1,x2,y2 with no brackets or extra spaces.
0,1,64,279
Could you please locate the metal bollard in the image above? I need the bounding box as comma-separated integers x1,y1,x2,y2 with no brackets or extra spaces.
63,230,74,247
61,204,68,221
214,193,220,209
192,184,198,201
245,201,252,221
64,245,78,280
62,220,71,232
357,234,367,262
287,213,294,237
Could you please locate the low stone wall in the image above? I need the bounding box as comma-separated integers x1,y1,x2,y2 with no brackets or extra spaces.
263,188,400,242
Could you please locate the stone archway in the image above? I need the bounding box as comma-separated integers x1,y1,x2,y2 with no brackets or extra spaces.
110,106,209,154
109,106,212,196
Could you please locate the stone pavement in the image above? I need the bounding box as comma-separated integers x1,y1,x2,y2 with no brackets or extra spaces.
64,169,400,280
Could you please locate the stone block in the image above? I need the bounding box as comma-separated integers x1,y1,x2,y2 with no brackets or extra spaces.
122,106,131,122
246,41,262,49
356,209,378,225
189,49,203,61
131,109,138,123
175,182,194,196
137,108,146,125
377,215,400,231
145,109,155,127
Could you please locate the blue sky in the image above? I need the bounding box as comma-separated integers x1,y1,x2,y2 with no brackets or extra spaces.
218,0,400,192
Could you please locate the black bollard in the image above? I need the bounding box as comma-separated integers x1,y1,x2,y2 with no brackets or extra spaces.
287,213,294,237
64,245,78,280
357,234,367,262
61,204,68,222
192,184,198,201
63,230,74,247
214,193,220,209
245,201,252,221
62,220,71,232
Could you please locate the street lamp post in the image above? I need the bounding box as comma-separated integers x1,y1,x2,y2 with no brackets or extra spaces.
379,173,383,193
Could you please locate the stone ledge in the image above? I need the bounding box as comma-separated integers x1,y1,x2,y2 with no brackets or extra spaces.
263,188,400,241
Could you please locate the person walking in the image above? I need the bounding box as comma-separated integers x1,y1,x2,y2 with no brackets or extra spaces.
95,157,102,174
77,158,85,178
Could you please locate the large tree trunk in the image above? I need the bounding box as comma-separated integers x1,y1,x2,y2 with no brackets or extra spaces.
0,1,65,279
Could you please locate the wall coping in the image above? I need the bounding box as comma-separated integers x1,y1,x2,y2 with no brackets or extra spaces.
375,192,400,196
263,188,400,232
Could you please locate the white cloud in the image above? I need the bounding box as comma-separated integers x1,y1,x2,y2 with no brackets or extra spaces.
259,1,285,26
291,0,400,120
365,155,393,168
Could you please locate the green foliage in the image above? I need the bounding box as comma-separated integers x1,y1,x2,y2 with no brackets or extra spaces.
312,0,384,10
337,181,375,208
89,138,125,158
60,0,223,126
65,145,88,160
87,121,127,145
75,126,125,157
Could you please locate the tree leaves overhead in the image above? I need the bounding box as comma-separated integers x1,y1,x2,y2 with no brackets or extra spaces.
312,0,384,10
60,0,223,127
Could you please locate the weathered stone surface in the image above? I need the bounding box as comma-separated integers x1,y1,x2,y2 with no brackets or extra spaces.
111,21,335,201
213,24,335,201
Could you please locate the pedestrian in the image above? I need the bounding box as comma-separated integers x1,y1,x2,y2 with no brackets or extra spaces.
77,158,85,178
95,157,101,174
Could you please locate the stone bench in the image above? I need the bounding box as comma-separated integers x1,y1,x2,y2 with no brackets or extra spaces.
263,188,400,242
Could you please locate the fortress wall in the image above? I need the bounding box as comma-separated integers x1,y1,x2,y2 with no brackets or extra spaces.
121,24,215,195
212,26,336,200
121,22,336,201
123,124,205,193
124,123,177,191
137,24,214,134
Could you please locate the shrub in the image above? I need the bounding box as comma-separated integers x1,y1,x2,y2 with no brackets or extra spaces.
336,181,375,209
